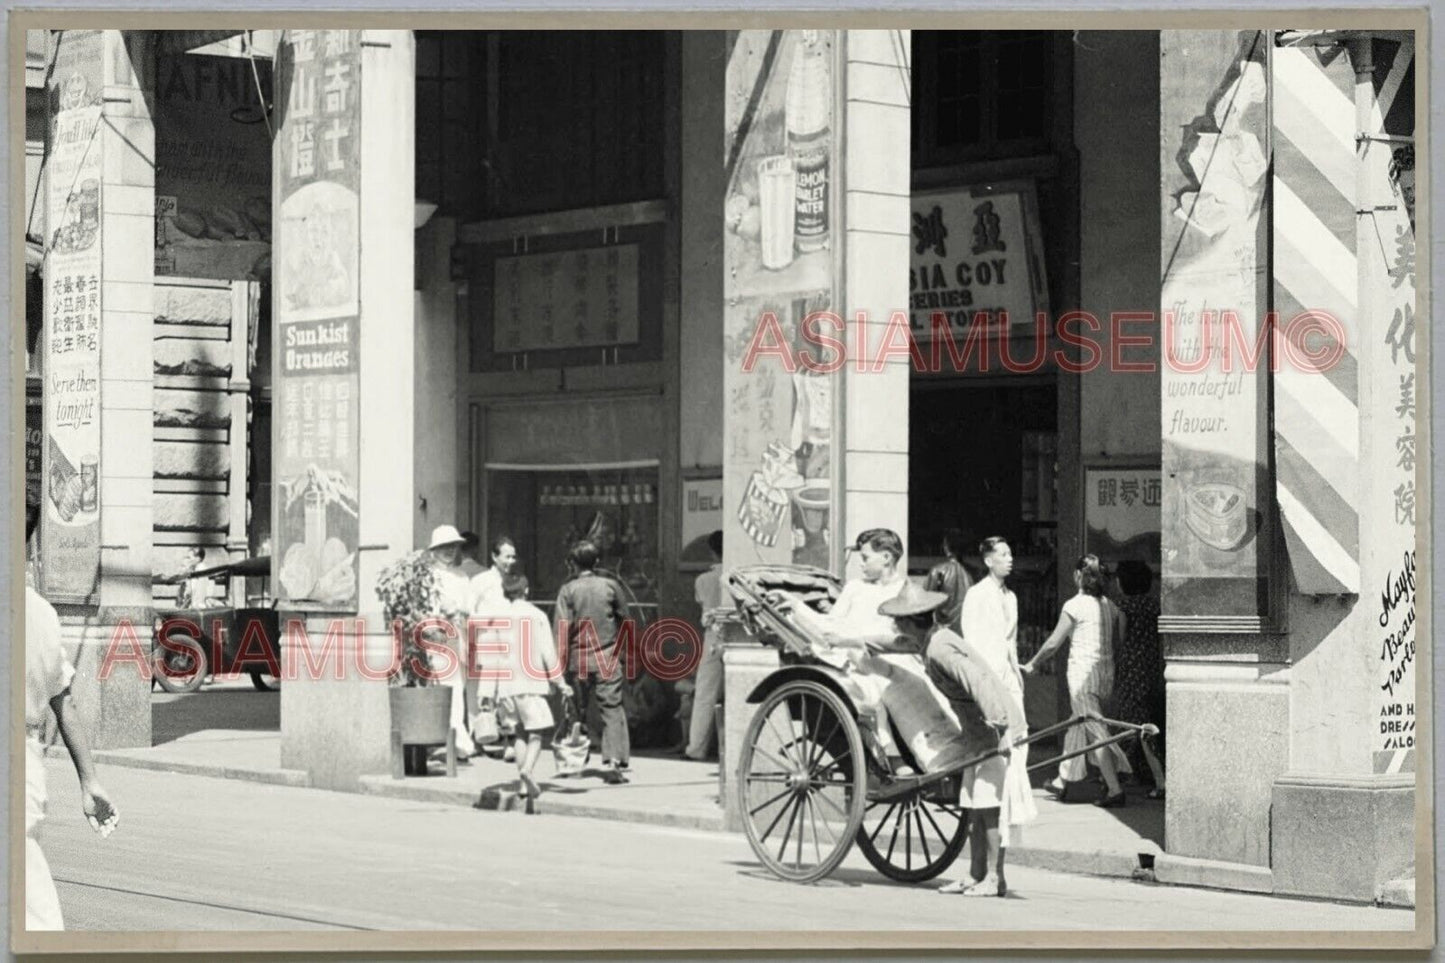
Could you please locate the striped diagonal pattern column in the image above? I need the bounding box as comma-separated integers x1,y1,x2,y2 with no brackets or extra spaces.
1271,46,1360,594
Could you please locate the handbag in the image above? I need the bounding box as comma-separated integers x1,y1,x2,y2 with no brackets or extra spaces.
552,694,591,776
472,676,501,746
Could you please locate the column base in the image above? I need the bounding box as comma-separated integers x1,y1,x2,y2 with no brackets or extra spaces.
59,610,153,751
719,623,780,832
1270,771,1415,902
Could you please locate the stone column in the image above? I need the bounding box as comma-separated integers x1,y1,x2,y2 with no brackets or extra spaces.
275,30,416,791
41,30,154,749
839,30,911,574
1156,31,1286,870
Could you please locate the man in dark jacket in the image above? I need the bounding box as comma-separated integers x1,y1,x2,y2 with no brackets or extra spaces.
554,539,631,781
924,529,973,635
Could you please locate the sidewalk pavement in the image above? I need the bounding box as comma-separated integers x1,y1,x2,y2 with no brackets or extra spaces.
60,727,1167,883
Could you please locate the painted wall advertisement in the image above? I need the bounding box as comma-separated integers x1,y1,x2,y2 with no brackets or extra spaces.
155,52,274,280
41,31,105,602
909,183,1050,338
723,30,840,571
1158,36,1270,617
272,29,362,609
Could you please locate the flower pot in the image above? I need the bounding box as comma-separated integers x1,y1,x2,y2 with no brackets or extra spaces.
389,685,451,747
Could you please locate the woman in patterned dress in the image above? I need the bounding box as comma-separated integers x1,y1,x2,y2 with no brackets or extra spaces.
1112,560,1166,797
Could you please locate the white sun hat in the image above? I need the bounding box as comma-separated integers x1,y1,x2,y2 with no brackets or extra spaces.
428,524,466,550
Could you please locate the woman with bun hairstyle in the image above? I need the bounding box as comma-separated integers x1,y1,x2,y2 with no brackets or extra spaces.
1021,554,1133,808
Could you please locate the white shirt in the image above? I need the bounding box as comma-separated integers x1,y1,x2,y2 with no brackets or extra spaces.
825,573,907,642
473,598,560,699
959,577,1022,702
431,562,473,617
27,587,74,833
469,567,504,612
1061,592,1118,673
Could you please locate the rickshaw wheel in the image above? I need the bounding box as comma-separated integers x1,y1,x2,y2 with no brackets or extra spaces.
855,785,969,883
737,680,866,883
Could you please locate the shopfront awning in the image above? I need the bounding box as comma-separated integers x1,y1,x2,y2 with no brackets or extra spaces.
154,30,249,56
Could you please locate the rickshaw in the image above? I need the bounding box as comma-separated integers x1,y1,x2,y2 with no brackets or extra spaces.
726,564,1156,884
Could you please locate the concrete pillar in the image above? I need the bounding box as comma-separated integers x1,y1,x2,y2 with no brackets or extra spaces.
840,30,910,574
413,215,459,543
41,30,154,749
1156,31,1286,868
276,30,416,791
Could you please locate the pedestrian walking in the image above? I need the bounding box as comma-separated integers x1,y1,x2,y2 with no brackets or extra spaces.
684,531,725,761
426,524,477,760
554,539,632,782
925,528,973,634
25,504,119,930
1022,554,1133,807
475,574,572,800
956,537,1037,840
1113,560,1166,796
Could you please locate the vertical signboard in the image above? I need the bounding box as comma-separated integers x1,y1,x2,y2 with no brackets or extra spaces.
272,29,362,609
1364,39,1417,773
41,31,105,602
723,30,841,571
1158,34,1272,621
154,52,274,280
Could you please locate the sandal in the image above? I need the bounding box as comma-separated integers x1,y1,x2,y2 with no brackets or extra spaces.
1094,791,1127,809
1043,779,1068,801
938,878,975,895
1147,787,1165,800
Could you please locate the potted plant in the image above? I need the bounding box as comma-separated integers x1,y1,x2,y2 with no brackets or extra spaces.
375,549,454,774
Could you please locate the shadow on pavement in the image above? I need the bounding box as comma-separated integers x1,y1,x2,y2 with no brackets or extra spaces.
151,686,280,746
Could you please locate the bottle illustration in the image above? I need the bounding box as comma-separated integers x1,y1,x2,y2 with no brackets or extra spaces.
786,31,831,254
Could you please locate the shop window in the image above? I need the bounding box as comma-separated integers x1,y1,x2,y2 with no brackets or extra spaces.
913,31,1055,166
415,32,484,221
486,466,660,612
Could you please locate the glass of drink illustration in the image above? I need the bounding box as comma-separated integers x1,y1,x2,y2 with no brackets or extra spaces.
304,489,327,554
79,455,99,514
757,155,797,271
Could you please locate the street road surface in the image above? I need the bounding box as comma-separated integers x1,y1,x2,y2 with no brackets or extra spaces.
35,761,1413,933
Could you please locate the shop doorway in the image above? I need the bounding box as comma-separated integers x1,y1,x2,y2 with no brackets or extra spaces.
907,376,1065,732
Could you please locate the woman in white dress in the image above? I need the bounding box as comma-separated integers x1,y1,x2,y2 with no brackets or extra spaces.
1022,554,1132,807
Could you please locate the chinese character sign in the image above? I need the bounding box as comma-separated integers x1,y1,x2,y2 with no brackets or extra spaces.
492,244,640,352
1084,467,1162,568
273,30,362,609
41,30,105,602
908,183,1051,337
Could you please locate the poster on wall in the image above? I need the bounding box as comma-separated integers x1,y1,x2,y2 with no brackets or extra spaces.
723,30,839,571
909,182,1050,338
679,474,723,570
1158,38,1270,617
155,52,274,280
40,30,105,602
1084,465,1162,571
26,392,43,510
272,29,362,610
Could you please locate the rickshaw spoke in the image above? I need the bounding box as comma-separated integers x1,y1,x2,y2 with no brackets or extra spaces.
794,792,806,868
778,794,804,865
884,807,904,862
754,745,797,777
803,794,823,865
868,802,900,845
813,751,852,781
764,714,804,770
758,787,797,844
749,785,795,818
918,797,952,845
807,789,840,846
914,805,932,865
904,804,913,871
813,787,849,822
745,773,792,783
806,702,840,772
